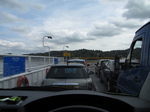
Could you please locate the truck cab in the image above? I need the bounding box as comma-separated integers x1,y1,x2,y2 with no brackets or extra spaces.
117,21,150,96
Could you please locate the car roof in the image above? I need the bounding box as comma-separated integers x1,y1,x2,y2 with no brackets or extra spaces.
99,59,108,62
50,64,85,67
67,63,85,65
68,59,85,62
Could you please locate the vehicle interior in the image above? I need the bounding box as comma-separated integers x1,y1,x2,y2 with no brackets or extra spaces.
0,88,150,112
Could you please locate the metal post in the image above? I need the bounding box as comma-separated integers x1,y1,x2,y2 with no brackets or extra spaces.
63,46,69,63
42,36,52,63
28,56,31,72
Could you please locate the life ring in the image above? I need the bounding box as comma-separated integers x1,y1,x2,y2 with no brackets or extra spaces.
46,68,50,74
17,76,29,87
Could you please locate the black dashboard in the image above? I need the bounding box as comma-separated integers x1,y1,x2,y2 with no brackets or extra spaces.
0,90,150,112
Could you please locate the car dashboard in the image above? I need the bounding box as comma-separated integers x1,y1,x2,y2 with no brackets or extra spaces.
0,90,150,112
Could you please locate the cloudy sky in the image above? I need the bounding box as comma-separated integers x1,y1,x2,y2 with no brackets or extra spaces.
0,0,150,55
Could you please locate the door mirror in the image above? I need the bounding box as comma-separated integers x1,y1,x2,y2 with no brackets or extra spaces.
114,54,121,70
121,59,128,70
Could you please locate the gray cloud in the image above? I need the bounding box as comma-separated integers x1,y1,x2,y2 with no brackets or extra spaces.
111,19,141,29
31,3,46,10
10,26,30,33
31,29,95,47
51,32,88,45
0,0,28,11
0,12,23,23
0,0,45,12
123,0,150,19
88,23,121,37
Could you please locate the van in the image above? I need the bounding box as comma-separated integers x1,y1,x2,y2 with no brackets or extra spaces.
117,21,150,96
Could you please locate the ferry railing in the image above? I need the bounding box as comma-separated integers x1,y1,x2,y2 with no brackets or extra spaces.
0,68,46,88
0,55,64,88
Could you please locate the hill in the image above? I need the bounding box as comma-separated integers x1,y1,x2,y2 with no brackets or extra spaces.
27,48,130,58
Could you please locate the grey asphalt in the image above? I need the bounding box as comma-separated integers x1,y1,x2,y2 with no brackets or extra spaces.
91,73,107,92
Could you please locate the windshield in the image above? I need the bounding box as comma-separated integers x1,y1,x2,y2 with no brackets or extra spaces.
0,0,149,99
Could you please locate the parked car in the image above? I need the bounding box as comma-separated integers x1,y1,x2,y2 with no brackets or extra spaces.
100,59,125,92
42,64,95,90
67,59,87,65
95,59,108,77
67,59,90,71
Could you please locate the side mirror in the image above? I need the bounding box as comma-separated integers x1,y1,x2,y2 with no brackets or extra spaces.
114,54,121,70
121,59,128,70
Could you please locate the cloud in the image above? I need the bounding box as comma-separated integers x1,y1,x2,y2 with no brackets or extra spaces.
0,12,23,23
109,17,143,29
123,0,150,19
1,0,149,54
22,15,91,43
0,40,25,48
0,0,28,11
10,26,31,33
0,40,25,54
88,22,121,37
51,31,91,45
30,3,46,10
0,39,46,54
0,0,46,12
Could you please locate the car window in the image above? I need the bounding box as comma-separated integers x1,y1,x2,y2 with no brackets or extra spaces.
46,66,86,79
126,39,142,68
67,60,86,66
68,61,84,65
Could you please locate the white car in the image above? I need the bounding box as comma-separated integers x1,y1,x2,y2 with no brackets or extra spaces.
42,64,95,90
67,59,90,71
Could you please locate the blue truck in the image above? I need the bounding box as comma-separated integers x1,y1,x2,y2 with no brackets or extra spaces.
117,21,150,96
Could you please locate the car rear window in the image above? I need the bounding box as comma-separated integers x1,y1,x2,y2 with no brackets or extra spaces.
46,66,86,79
67,61,85,65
